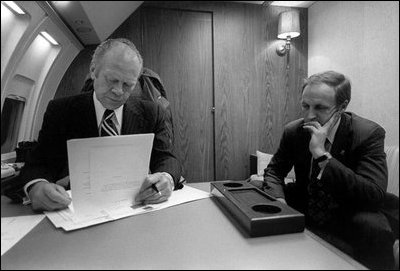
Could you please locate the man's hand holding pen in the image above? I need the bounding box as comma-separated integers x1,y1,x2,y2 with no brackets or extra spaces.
135,172,174,204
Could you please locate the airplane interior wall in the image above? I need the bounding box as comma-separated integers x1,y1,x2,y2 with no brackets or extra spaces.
54,1,308,182
308,1,399,146
1,1,83,159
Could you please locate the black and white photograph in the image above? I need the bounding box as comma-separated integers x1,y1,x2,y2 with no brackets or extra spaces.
1,1,398,270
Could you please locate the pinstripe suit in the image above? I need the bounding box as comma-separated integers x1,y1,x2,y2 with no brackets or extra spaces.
264,112,388,214
262,112,394,269
17,91,181,192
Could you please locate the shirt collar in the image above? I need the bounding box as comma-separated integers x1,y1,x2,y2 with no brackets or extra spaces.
93,92,123,131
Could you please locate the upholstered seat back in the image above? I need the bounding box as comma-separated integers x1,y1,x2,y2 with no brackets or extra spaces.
385,145,399,197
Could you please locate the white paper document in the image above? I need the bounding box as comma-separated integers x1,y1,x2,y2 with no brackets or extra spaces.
44,133,211,231
67,134,154,220
1,215,45,255
45,185,211,231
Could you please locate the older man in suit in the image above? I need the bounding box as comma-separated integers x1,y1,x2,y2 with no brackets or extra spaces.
257,71,395,269
17,38,181,212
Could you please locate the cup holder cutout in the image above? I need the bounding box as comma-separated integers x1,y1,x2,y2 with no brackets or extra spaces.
223,182,243,188
252,204,281,214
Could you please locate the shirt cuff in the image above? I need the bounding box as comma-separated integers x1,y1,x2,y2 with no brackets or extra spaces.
161,172,174,190
22,179,49,205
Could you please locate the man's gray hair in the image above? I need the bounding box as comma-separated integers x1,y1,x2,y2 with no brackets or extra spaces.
90,38,143,74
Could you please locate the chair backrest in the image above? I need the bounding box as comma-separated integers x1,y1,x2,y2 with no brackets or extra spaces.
385,145,399,196
138,68,174,143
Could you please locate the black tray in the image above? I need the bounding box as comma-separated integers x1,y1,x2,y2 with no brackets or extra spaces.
210,180,304,237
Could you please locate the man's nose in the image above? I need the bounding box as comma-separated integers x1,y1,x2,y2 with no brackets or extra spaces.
305,108,317,122
111,83,124,95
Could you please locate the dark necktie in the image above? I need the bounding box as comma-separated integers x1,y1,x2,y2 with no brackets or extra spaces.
307,140,338,227
100,109,119,136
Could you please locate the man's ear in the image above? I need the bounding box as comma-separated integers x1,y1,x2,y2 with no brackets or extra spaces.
89,64,96,80
339,100,349,113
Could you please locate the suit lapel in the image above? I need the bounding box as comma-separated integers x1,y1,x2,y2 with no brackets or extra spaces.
331,113,353,160
121,98,145,135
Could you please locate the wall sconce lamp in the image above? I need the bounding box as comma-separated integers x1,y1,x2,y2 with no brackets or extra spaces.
276,10,300,57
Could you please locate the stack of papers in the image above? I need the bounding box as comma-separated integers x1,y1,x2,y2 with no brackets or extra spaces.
67,134,155,215
45,186,210,231
44,134,211,231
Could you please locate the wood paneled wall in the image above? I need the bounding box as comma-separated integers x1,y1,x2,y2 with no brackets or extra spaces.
55,1,308,182
140,8,214,183
54,45,97,99
213,3,308,180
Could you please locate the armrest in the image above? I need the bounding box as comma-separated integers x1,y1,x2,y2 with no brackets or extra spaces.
382,192,399,238
1,172,24,203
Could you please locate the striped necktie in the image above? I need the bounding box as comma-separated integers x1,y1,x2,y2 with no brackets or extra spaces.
307,139,338,226
309,139,332,179
100,109,119,136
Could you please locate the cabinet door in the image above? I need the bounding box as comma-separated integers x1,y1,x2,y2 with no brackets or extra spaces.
142,8,214,182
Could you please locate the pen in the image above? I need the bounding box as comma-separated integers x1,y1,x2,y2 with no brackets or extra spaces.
151,183,161,196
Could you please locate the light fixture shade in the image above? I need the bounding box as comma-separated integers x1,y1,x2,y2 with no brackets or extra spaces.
277,10,300,39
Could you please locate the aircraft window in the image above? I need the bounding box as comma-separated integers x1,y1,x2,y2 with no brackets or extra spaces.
1,95,25,154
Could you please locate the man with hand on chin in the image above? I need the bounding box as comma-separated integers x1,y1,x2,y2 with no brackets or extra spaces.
254,71,394,269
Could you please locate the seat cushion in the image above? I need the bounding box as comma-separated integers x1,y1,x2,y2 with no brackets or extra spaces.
255,150,295,182
256,150,273,176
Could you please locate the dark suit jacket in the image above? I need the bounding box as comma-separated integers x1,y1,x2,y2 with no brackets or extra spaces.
264,112,388,215
17,91,181,193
